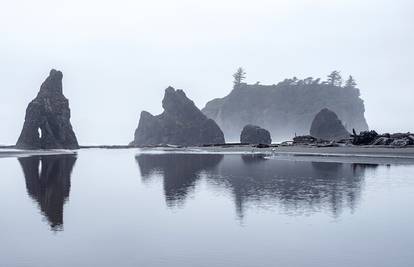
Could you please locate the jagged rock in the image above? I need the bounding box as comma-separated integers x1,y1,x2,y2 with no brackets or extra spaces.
310,108,350,140
240,125,271,144
131,87,225,146
16,70,79,149
351,130,378,145
202,82,368,141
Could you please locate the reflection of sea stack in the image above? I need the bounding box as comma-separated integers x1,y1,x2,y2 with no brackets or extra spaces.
206,155,376,219
136,153,223,207
16,70,79,149
18,154,77,231
131,87,225,146
310,108,350,140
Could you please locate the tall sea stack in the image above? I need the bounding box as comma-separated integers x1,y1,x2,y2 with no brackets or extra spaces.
16,70,79,149
131,87,225,146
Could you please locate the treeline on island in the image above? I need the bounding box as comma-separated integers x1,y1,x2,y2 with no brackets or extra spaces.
203,68,369,142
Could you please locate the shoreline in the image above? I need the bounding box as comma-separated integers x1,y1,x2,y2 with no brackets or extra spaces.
1,145,414,162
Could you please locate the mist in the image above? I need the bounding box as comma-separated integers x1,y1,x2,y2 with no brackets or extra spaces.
1,0,413,145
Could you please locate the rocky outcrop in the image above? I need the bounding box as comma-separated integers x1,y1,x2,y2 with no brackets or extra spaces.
240,125,271,144
310,108,350,140
16,70,79,149
131,87,225,146
202,81,368,141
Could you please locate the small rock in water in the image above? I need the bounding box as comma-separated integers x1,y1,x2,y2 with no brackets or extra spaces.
240,125,272,145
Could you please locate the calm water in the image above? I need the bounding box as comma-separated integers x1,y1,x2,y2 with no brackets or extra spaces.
1,149,414,267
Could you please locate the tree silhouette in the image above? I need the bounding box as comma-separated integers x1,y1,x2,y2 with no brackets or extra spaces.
327,71,342,87
233,67,246,87
345,75,357,89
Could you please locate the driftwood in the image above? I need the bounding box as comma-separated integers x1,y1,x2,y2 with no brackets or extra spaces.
351,129,413,147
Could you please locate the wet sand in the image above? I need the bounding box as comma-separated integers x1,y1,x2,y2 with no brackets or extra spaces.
0,149,77,158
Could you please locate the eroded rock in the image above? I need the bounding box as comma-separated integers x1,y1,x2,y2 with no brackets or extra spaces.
131,87,225,146
16,70,79,149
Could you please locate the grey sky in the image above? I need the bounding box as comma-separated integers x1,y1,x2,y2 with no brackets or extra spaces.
1,0,413,145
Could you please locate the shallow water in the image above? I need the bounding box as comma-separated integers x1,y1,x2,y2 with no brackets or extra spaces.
1,149,414,267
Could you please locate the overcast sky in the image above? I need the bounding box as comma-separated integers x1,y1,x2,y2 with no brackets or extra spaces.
1,0,413,145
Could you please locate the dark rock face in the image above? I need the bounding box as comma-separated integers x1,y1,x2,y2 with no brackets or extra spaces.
16,70,79,149
240,125,271,144
132,87,225,146
202,82,368,141
310,108,350,140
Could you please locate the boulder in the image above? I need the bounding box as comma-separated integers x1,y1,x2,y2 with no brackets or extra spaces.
16,70,79,149
131,87,225,146
240,125,271,144
310,108,350,141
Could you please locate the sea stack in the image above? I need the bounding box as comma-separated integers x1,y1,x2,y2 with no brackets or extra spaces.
131,87,225,146
240,125,272,144
310,108,350,140
16,70,79,149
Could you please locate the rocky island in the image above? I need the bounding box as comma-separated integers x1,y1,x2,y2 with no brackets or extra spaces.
131,87,225,146
202,73,368,142
16,69,79,149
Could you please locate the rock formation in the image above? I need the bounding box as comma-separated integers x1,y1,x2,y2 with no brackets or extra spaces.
202,81,368,141
240,125,272,144
131,87,225,146
310,108,350,140
16,70,79,149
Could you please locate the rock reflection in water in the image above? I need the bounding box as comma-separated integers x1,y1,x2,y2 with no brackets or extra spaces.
136,153,377,218
18,154,77,231
216,154,378,218
136,153,223,207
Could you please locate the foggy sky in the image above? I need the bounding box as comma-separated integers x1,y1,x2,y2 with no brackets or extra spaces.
1,0,413,145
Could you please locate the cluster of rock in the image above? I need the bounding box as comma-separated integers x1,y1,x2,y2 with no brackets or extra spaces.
351,130,414,147
16,70,79,149
240,125,272,144
131,87,225,146
12,70,411,150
